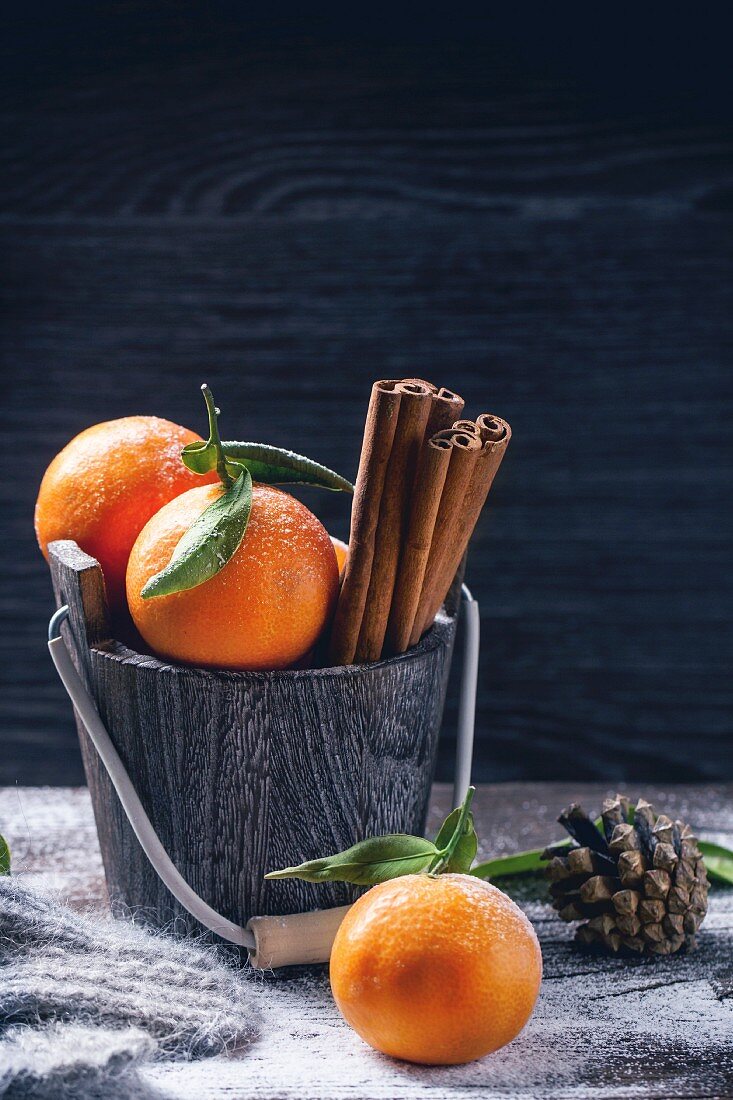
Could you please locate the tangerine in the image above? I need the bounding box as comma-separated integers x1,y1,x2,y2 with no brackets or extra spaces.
126,483,339,670
35,416,215,612
330,536,349,575
329,873,542,1065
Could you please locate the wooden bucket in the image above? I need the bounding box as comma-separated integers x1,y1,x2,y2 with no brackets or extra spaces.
48,540,458,935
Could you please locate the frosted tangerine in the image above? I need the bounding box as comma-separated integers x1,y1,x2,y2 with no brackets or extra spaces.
35,416,215,612
330,873,542,1065
126,483,339,670
330,536,349,575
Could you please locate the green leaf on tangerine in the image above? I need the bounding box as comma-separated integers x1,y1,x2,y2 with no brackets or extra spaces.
0,832,10,875
141,464,253,598
431,806,478,873
181,386,241,484
265,834,438,886
181,438,219,475
222,442,353,493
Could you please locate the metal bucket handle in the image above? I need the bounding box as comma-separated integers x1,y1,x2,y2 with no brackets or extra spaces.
47,587,479,965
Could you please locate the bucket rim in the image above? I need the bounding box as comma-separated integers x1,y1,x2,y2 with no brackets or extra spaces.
91,610,457,683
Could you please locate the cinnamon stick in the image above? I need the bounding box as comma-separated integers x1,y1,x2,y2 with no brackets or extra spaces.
328,380,402,666
355,381,435,662
385,435,453,655
476,412,510,444
451,418,481,435
408,427,484,647
426,387,464,435
400,381,463,435
410,413,511,642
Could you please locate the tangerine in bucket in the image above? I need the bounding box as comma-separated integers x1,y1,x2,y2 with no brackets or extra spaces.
35,416,217,612
127,481,338,670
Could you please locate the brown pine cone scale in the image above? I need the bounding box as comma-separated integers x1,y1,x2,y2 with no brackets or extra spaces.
542,795,709,956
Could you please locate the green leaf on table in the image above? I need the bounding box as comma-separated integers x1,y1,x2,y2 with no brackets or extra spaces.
265,834,439,885
699,840,733,886
141,465,253,598
431,807,478,873
222,442,354,493
470,846,554,881
0,832,9,875
470,835,733,887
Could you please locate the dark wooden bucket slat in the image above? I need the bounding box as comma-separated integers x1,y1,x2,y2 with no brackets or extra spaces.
48,540,457,935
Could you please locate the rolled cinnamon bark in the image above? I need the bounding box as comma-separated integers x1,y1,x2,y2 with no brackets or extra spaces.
451,418,481,435
426,387,465,435
408,427,484,647
401,381,463,436
385,435,453,655
355,381,435,663
328,380,402,666
476,412,509,443
329,380,503,667
411,413,511,641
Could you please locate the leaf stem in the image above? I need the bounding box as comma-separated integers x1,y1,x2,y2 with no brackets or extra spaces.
201,383,234,491
432,786,475,874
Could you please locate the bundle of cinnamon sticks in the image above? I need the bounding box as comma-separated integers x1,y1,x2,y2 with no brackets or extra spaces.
329,378,510,666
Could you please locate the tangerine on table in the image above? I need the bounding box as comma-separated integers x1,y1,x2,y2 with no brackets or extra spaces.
126,483,339,670
329,873,542,1066
35,416,216,612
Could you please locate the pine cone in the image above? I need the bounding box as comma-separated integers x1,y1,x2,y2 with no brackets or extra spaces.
542,795,708,956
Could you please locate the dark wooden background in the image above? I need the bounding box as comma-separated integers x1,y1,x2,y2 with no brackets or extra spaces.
1,8,731,785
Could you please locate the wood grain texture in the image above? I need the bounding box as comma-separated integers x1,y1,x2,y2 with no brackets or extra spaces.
1,12,731,785
47,541,456,932
1,781,731,1098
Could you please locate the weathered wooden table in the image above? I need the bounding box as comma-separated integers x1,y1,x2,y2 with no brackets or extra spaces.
2,782,732,1098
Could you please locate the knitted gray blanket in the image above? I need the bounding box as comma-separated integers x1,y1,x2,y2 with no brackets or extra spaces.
0,877,260,1099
